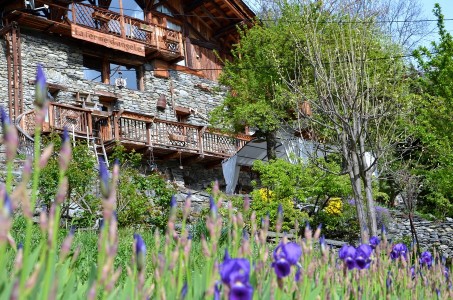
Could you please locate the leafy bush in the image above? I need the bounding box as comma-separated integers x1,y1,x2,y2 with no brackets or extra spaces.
312,200,360,243
111,144,175,228
247,188,309,232
39,132,96,216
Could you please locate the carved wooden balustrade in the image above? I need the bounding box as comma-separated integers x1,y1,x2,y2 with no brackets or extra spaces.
47,103,92,136
70,2,184,58
15,104,251,160
15,110,35,157
110,112,252,158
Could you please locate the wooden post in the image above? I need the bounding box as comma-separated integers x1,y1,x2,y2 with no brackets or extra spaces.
102,58,109,84
146,122,151,146
119,0,126,38
45,104,53,132
114,113,120,140
87,112,92,135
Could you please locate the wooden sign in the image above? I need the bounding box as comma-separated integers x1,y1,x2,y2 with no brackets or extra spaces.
71,24,146,57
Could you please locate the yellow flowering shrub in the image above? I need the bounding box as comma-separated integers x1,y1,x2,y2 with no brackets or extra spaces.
324,197,343,215
258,188,273,202
247,188,309,232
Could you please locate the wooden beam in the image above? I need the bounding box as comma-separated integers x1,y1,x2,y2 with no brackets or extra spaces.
191,38,221,51
160,151,182,160
213,20,242,39
182,154,205,165
185,0,206,12
187,22,208,42
0,24,12,36
199,5,222,28
209,1,229,19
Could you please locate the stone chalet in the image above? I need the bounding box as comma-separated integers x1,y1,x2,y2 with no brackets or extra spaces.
0,0,255,188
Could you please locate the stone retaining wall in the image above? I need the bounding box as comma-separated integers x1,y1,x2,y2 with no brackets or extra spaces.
388,211,453,258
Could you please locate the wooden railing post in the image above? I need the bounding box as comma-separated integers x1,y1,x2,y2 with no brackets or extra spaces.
146,122,152,146
119,0,126,38
87,111,92,136
48,103,53,125
114,113,120,140
199,126,207,156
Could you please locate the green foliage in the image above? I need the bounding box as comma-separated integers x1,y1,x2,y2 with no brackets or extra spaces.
39,132,96,212
252,158,351,205
112,144,175,228
410,4,453,218
312,201,360,243
248,190,309,232
210,3,316,135
249,158,357,236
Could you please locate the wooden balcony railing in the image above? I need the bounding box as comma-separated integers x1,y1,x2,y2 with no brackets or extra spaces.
47,103,92,136
70,2,184,58
16,104,252,159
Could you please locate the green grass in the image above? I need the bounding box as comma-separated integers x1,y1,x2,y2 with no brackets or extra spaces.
8,215,218,284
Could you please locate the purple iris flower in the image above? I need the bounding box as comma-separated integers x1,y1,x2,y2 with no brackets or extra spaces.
386,272,392,289
229,282,254,300
339,245,356,270
219,252,253,300
0,107,10,128
355,244,372,269
419,251,433,268
134,233,146,271
170,195,177,208
2,191,12,217
62,127,69,143
35,65,47,107
390,243,408,260
277,203,283,215
209,196,217,217
180,282,187,299
320,235,327,252
410,266,416,279
369,236,380,249
99,158,110,198
214,282,221,300
272,242,302,278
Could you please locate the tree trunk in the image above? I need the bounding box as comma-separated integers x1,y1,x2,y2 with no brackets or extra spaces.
364,170,378,237
265,131,277,161
408,212,420,254
350,151,369,243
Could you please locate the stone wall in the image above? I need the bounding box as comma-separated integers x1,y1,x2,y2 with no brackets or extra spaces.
0,30,226,124
388,211,453,258
0,39,7,106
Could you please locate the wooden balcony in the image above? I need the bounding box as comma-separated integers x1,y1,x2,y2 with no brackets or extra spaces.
5,2,184,61
16,103,252,164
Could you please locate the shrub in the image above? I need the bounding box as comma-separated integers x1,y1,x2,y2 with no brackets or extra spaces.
111,144,175,229
248,188,309,232
39,132,97,217
312,200,360,243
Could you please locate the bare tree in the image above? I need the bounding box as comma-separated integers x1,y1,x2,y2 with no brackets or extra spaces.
393,169,422,251
275,2,408,241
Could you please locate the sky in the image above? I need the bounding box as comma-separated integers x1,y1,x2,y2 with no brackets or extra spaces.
419,0,453,47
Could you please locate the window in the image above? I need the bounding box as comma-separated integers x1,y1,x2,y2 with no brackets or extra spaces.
110,0,144,20
109,63,138,90
83,55,143,91
83,56,102,82
155,4,182,32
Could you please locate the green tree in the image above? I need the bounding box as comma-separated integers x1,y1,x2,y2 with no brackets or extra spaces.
410,3,453,217
210,2,311,160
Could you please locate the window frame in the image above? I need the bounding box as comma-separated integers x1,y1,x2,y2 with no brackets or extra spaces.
82,55,144,91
